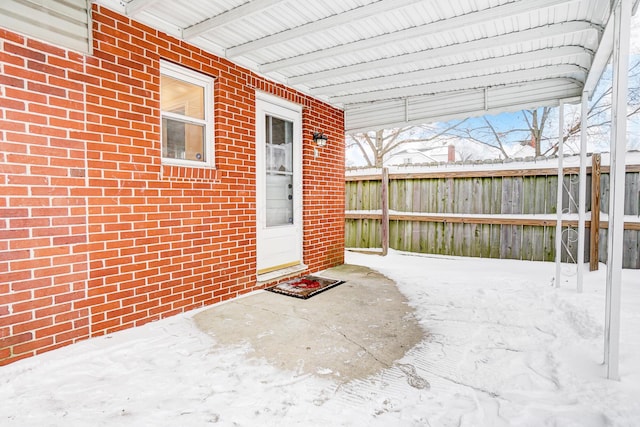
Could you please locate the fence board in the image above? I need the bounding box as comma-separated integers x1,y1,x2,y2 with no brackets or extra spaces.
416,222,426,252
534,225,546,261
513,224,523,259
546,175,557,214
444,222,453,255
600,173,610,214
514,177,524,214
405,219,414,252
533,175,547,214
522,176,533,214
360,218,370,247
489,223,501,258
363,180,372,212
420,179,430,213
453,223,463,256
522,225,534,261
432,222,442,254
626,173,639,215
491,177,502,214
623,230,639,268
599,228,608,263
389,220,398,249
501,177,514,214
544,226,555,261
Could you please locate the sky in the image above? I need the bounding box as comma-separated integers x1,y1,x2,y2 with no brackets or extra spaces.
1,251,638,426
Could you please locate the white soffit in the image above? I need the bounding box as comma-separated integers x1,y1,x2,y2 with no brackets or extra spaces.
95,0,622,132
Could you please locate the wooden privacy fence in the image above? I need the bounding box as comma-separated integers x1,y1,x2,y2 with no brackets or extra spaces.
345,154,640,268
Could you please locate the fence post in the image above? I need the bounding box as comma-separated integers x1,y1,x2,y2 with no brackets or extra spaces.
381,167,389,256
590,153,601,271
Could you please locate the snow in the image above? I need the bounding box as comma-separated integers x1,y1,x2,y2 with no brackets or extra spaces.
2,252,640,426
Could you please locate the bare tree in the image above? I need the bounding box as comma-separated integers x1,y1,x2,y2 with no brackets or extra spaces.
563,58,640,151
451,58,640,159
347,122,463,167
450,113,538,159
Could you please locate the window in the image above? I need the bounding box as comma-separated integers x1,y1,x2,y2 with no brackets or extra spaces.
160,61,214,167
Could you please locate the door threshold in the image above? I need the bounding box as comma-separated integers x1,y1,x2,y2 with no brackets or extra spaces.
257,263,307,284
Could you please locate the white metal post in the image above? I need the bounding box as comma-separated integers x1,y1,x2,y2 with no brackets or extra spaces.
555,100,564,287
604,0,630,381
577,92,589,293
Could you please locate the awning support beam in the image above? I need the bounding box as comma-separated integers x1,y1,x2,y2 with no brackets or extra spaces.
555,100,564,288
604,0,631,382
577,91,589,293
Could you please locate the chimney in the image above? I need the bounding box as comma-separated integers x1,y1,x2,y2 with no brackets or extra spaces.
447,144,455,162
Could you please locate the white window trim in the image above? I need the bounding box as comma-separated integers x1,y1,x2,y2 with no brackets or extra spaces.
160,60,215,168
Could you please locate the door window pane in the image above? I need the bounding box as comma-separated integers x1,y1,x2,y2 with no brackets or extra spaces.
265,115,294,227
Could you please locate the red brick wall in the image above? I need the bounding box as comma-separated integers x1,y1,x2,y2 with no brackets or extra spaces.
0,4,345,365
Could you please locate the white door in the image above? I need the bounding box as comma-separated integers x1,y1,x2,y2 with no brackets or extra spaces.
256,93,303,275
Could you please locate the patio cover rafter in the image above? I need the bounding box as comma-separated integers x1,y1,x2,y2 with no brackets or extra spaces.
287,21,600,86
310,46,592,96
182,0,282,40
260,0,577,73
225,0,425,58
345,78,582,133
332,65,586,105
124,0,161,16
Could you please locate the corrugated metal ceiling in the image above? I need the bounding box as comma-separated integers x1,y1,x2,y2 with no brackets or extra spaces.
96,0,625,132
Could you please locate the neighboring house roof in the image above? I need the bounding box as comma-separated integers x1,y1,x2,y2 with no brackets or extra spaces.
95,0,627,132
387,147,452,165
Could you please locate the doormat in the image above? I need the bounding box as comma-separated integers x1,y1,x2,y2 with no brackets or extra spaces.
265,275,345,299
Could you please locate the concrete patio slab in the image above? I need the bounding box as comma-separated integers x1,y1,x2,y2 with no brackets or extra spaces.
194,264,425,383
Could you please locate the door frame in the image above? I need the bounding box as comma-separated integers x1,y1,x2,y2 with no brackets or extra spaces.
255,92,304,275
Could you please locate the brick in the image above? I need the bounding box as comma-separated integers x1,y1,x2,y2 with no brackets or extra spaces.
12,336,54,355
0,74,25,89
0,229,29,239
0,208,29,218
0,312,32,328
13,318,53,334
0,332,33,347
54,327,89,344
12,297,53,313
35,322,73,339
25,38,66,57
0,289,31,306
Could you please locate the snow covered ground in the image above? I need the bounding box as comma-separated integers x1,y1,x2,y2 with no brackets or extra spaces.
1,251,639,426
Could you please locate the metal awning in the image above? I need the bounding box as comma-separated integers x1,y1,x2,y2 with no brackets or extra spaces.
94,0,623,133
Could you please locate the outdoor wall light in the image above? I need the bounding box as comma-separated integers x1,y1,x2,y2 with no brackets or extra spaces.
313,132,328,147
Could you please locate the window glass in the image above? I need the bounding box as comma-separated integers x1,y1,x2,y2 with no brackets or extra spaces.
162,118,205,161
265,115,294,227
161,75,205,119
